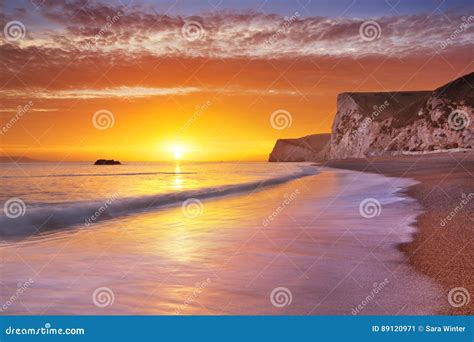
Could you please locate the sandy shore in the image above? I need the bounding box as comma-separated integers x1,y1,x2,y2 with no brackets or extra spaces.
325,151,474,314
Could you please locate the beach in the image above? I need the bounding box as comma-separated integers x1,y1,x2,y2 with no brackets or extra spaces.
1,3,472,341
326,151,474,314
0,162,447,314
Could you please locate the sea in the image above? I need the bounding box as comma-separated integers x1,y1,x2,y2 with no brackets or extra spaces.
0,162,445,314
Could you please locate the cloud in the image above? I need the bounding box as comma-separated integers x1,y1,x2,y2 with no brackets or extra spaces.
2,1,472,59
0,108,58,112
0,1,472,95
1,87,201,99
0,86,300,99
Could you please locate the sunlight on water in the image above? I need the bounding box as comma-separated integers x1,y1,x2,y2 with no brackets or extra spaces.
0,162,314,237
0,162,306,203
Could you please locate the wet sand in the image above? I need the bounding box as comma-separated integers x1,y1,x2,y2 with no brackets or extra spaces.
325,151,474,314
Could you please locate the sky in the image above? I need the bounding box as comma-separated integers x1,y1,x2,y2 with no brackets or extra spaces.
0,0,473,161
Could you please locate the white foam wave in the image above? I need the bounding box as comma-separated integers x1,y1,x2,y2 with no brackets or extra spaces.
0,166,316,238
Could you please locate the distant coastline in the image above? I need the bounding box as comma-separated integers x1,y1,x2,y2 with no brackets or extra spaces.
0,156,48,163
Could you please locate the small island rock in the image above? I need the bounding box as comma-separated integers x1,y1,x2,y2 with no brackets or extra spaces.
94,159,121,165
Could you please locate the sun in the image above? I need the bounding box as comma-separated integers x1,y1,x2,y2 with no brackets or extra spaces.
162,142,190,160
171,145,185,160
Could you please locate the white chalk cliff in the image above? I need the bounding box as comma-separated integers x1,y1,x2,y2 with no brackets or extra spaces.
269,72,473,162
268,134,331,162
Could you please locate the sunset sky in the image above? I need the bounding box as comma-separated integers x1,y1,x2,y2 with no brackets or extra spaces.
0,0,473,161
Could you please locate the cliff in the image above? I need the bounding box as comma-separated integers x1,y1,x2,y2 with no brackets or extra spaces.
268,133,331,162
269,72,473,162
330,72,473,159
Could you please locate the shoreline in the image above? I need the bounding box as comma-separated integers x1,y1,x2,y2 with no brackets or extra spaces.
324,151,474,314
0,165,444,314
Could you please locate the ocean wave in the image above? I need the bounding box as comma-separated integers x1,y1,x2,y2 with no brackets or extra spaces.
0,166,316,238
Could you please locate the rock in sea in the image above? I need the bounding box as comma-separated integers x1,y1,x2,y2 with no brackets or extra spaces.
94,159,121,165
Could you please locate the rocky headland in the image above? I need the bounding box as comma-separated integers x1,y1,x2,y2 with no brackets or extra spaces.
269,72,473,161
